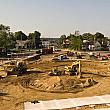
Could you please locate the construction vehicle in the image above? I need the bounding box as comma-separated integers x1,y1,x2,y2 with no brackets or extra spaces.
48,67,61,76
0,60,27,77
64,61,81,78
0,61,16,78
76,52,82,59
67,51,82,59
12,61,27,75
48,61,82,78
0,54,41,78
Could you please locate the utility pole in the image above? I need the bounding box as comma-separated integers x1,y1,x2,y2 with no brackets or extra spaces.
21,34,22,50
94,36,95,51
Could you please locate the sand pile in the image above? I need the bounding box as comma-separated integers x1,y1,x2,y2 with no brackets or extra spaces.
4,84,24,98
31,76,64,91
30,76,97,92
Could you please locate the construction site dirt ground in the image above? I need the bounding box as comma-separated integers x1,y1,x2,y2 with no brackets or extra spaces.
1,53,110,110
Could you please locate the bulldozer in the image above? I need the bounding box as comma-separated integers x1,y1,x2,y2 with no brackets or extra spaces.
64,61,81,78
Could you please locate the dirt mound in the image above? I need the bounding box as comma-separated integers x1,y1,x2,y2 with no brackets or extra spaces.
4,84,24,98
18,78,32,88
31,76,64,91
30,76,97,92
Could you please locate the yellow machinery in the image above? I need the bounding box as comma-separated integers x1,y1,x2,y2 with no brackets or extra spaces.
2,61,16,71
11,60,27,75
64,61,81,78
0,61,16,78
0,60,27,77
48,61,82,78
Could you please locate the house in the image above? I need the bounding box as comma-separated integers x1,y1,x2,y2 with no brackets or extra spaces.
41,41,50,48
41,38,59,48
88,45,95,51
94,41,102,50
82,40,90,50
16,40,29,49
82,40,102,51
63,39,71,48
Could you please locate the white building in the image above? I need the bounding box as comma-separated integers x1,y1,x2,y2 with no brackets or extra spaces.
42,41,50,48
16,40,29,49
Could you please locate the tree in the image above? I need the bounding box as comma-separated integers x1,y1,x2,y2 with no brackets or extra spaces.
82,33,94,42
67,33,74,40
0,24,15,50
15,31,27,40
94,32,104,39
67,34,82,50
0,24,10,32
9,32,16,48
58,35,66,47
94,32,104,44
28,31,41,49
60,35,66,43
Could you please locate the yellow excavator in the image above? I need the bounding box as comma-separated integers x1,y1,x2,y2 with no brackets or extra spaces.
64,61,81,78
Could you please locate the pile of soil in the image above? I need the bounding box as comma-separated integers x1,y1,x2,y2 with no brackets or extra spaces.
30,76,97,92
4,84,24,98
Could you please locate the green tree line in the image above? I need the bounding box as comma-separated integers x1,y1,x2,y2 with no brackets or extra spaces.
59,32,109,50
0,24,41,51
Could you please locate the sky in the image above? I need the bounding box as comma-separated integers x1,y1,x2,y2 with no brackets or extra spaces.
0,0,110,38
